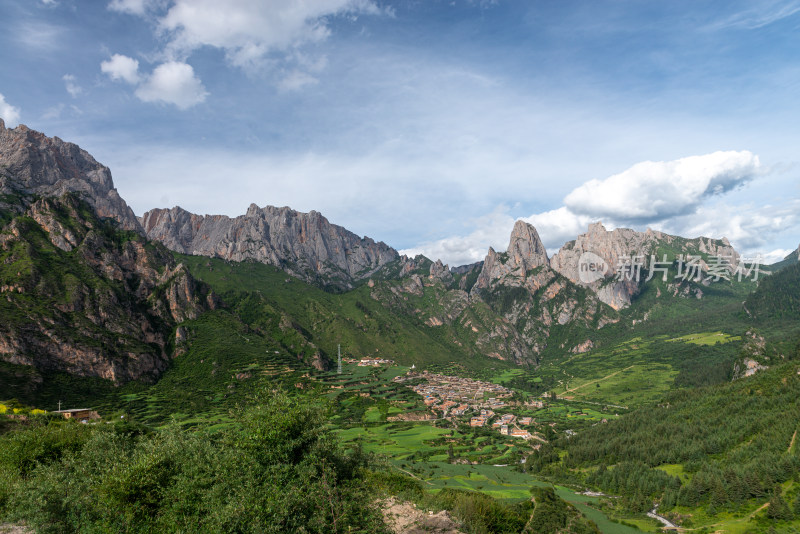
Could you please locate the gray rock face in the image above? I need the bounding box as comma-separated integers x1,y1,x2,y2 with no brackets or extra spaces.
451,261,483,275
0,194,216,383
473,220,550,291
454,220,616,364
550,222,741,309
429,259,454,284
0,119,143,233
141,204,399,290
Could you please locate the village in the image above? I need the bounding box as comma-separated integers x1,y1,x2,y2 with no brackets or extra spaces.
393,370,548,441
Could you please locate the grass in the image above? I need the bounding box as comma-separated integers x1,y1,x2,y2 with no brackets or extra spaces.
336,423,453,459
667,331,741,345
569,502,651,534
177,254,520,372
489,368,527,384
653,463,688,480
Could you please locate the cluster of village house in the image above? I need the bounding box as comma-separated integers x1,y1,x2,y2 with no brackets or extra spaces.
343,357,395,367
395,370,546,440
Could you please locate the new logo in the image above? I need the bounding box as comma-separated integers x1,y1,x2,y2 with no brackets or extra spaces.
578,252,609,283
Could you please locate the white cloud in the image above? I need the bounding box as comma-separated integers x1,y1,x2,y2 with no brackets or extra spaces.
15,21,62,52
0,93,21,127
108,0,160,16
662,199,800,254
103,1,383,106
159,0,381,68
102,54,205,110
134,61,207,109
103,0,386,88
400,207,517,266
564,150,760,223
277,70,319,92
62,74,82,97
522,207,593,253
709,0,800,30
396,151,788,266
101,54,141,84
762,248,795,264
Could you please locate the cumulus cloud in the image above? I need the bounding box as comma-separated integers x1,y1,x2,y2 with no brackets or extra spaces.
106,0,385,93
398,150,791,266
515,151,798,259
0,93,21,126
102,55,206,109
134,61,207,109
564,151,760,223
101,54,141,84
522,207,593,252
158,0,382,68
62,74,82,97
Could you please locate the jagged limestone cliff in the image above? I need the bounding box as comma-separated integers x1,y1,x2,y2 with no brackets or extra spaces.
368,221,617,366
0,119,142,233
141,204,399,291
0,194,217,382
0,123,215,383
551,222,740,309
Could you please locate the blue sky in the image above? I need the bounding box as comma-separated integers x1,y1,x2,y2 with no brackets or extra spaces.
1,0,799,266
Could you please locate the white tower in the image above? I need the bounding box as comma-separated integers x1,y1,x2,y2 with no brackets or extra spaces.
337,344,342,374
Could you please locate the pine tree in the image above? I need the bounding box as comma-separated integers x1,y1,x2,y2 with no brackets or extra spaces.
767,486,793,521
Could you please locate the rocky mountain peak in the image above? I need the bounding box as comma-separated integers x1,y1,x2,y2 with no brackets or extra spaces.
473,221,550,292
142,203,399,291
246,203,261,217
550,222,741,309
508,220,549,272
587,221,607,237
0,121,143,234
429,259,454,284
0,193,216,383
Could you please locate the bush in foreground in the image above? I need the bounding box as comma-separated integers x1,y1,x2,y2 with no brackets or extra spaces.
0,392,386,533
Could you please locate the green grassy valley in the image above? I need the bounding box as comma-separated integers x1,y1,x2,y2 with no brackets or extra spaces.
3,194,800,533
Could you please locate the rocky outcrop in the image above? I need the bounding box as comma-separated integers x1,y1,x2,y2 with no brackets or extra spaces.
473,221,550,292
451,261,483,275
570,339,594,354
551,222,740,309
429,259,454,284
468,221,616,362
141,204,399,290
450,261,482,291
382,497,465,534
0,194,215,383
0,119,142,233
362,220,615,366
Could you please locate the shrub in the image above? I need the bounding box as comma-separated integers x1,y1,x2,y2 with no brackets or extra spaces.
1,392,387,533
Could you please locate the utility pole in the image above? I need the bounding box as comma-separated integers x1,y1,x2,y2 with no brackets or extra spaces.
337,344,342,375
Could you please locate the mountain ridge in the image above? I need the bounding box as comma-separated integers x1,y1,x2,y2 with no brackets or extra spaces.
0,119,142,234
0,122,757,384
550,221,741,309
141,203,401,291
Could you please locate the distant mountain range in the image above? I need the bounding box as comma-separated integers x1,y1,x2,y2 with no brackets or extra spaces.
1,119,797,387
